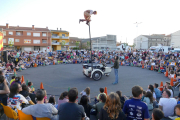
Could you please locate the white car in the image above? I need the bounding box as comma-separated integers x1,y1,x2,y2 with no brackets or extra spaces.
82,63,112,81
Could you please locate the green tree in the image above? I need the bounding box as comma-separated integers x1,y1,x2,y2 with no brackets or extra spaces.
9,40,13,47
75,41,80,48
87,41,90,49
61,41,66,49
132,43,136,48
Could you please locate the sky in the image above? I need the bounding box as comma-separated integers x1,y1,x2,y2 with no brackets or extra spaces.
0,0,180,45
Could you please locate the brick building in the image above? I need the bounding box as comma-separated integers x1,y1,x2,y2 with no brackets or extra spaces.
0,23,51,52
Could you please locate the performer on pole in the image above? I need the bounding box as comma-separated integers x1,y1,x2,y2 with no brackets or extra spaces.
79,10,97,25
111,56,119,85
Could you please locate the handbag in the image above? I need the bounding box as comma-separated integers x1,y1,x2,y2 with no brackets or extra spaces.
90,108,97,115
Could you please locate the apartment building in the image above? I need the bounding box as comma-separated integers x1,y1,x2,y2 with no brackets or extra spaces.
51,28,69,51
0,23,51,52
81,35,117,50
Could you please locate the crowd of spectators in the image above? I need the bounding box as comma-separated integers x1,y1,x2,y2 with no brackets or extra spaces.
0,49,180,120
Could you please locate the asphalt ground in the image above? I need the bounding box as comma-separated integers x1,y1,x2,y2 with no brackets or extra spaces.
4,63,176,120
14,63,172,101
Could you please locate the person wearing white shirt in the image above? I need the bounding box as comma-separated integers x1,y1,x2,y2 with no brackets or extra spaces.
79,10,97,25
158,90,177,117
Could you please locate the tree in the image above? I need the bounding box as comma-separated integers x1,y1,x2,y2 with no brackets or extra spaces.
87,41,90,49
75,41,80,48
61,41,66,49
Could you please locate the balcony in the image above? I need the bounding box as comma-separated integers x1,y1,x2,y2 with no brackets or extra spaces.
52,35,69,39
52,42,60,45
62,36,69,39
65,42,69,45
52,36,60,39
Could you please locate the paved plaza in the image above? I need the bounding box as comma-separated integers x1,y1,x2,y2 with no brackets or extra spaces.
16,64,170,100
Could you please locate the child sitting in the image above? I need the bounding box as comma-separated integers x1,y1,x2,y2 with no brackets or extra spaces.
168,70,175,79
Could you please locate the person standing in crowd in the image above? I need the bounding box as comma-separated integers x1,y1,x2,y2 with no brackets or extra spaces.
123,86,150,120
111,56,119,85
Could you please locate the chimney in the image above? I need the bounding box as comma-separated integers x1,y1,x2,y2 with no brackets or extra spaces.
57,28,58,30
46,26,48,29
32,25,35,30
6,23,9,29
60,28,61,31
17,25,19,28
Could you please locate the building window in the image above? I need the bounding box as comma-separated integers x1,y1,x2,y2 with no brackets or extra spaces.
3,39,6,43
33,33,40,37
27,32,31,36
16,32,21,36
9,32,13,35
62,34,65,37
42,33,46,37
33,40,40,44
24,39,31,43
3,31,6,36
34,46,40,51
42,39,47,43
15,39,19,42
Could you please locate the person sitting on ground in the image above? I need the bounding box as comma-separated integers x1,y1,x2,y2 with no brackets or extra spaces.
28,82,34,93
19,84,34,105
80,87,91,103
168,70,175,79
10,76,15,85
154,83,162,101
0,75,10,105
152,108,164,120
92,94,106,119
42,89,48,103
79,95,92,118
48,95,58,109
123,86,150,120
147,84,156,100
167,85,174,98
58,91,69,109
158,90,177,117
7,83,29,112
116,91,125,109
143,91,154,110
11,76,21,86
95,88,106,102
100,92,126,120
22,89,58,120
58,88,85,120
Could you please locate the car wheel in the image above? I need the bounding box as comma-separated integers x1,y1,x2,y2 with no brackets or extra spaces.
92,71,102,81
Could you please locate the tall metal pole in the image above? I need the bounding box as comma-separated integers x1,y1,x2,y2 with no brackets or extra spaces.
89,23,93,71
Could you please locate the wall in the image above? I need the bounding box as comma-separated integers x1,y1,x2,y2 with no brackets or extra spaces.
171,30,180,47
